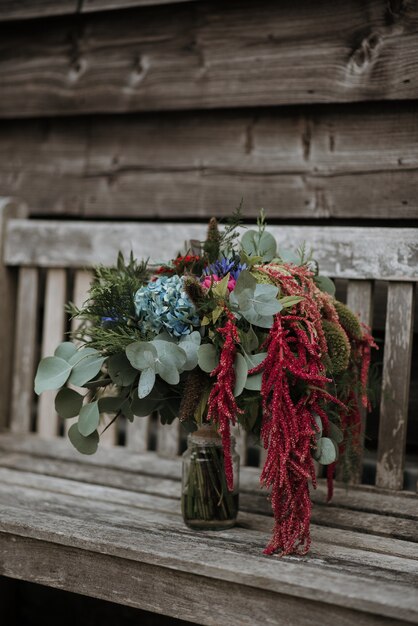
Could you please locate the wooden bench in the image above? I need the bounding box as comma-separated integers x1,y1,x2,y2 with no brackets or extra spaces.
0,197,417,626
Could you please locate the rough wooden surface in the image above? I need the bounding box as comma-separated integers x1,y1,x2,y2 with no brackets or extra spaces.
345,280,374,483
10,269,39,434
36,269,67,438
5,221,418,282
0,105,417,220
0,0,417,118
0,435,416,625
376,283,415,490
0,198,27,430
0,0,197,21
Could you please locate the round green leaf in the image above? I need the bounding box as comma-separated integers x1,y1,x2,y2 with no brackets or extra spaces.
54,342,78,362
328,421,344,444
77,401,100,437
198,344,219,373
317,437,337,465
315,275,336,296
131,391,160,416
234,353,248,397
179,331,201,371
98,395,124,414
68,349,105,387
244,352,267,391
68,423,99,455
138,367,156,398
126,341,157,370
55,387,83,419
34,356,72,395
108,352,138,386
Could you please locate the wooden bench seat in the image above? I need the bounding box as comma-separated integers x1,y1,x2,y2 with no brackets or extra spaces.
0,198,417,625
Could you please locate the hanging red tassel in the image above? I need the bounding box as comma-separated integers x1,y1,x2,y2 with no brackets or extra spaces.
207,311,243,491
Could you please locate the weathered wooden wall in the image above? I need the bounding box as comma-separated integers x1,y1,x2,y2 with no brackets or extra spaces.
0,0,417,221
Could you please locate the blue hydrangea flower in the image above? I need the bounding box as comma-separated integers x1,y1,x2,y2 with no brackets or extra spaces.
203,257,247,281
134,275,199,338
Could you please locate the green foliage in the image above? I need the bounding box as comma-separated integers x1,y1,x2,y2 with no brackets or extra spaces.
78,401,100,437
198,343,219,373
68,348,105,387
55,388,83,419
322,320,350,375
334,300,363,340
68,423,99,455
230,270,282,328
203,217,221,263
34,357,72,394
240,211,277,262
233,353,248,397
68,252,149,353
315,275,336,296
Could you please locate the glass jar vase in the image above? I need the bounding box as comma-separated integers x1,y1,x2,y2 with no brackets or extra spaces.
181,423,239,530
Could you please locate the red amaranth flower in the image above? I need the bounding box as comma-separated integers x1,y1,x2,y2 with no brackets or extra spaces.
207,311,243,491
250,313,346,556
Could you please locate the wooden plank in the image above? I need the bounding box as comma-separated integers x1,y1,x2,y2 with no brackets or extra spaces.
0,198,27,430
0,1,417,118
64,270,92,436
1,465,417,561
156,419,180,458
342,280,374,483
6,221,418,282
10,269,39,434
1,433,417,519
0,106,417,220
126,416,150,452
1,475,417,583
0,0,198,21
2,532,412,626
36,269,67,438
376,283,415,490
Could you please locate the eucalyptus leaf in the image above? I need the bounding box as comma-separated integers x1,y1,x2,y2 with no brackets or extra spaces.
98,395,125,414
68,423,99,455
121,399,135,422
138,367,156,398
131,391,160,416
240,326,259,352
317,437,337,465
279,248,300,265
313,413,323,439
179,331,201,371
68,350,106,387
77,401,100,437
212,273,230,298
54,342,78,362
233,353,248,397
241,230,277,262
315,275,336,296
126,341,157,370
108,352,138,386
233,269,257,295
243,352,267,391
198,343,219,373
34,356,72,395
328,421,344,444
55,387,83,419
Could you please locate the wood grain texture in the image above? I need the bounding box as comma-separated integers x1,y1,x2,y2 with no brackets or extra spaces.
0,0,417,118
10,269,39,434
344,280,374,483
2,532,411,626
376,283,415,490
126,415,150,452
36,269,67,438
0,198,27,430
5,221,418,282
1,105,417,220
0,0,197,21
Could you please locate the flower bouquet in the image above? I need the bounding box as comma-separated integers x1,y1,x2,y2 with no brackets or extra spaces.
35,211,376,556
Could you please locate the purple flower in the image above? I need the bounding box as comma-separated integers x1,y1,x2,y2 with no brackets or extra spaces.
203,257,247,281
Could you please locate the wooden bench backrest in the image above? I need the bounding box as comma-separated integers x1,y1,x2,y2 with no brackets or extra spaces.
1,199,417,491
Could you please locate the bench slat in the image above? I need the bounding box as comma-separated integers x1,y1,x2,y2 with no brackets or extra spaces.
345,279,374,483
10,268,39,434
376,283,415,490
156,419,180,457
126,415,151,453
5,221,418,281
0,199,27,429
36,269,67,438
